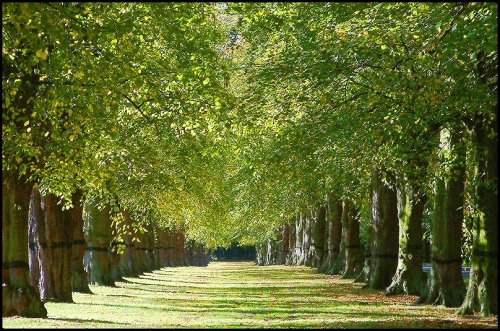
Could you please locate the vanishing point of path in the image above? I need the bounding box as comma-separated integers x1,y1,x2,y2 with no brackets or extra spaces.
3,261,497,328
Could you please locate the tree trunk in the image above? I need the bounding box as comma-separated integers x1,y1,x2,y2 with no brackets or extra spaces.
119,210,139,277
286,219,296,265
356,225,374,284
256,242,267,265
386,181,427,296
341,199,363,279
319,194,343,274
28,188,43,297
28,188,54,300
39,193,74,302
302,213,313,267
2,174,46,317
458,54,498,316
71,191,91,293
160,229,169,267
368,168,399,289
310,206,326,268
294,214,304,265
420,129,466,307
83,202,115,286
109,242,124,282
278,225,289,265
459,111,497,315
165,230,175,267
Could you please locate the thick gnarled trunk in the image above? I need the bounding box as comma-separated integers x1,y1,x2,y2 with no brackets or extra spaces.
368,169,399,289
386,182,427,296
2,175,46,317
420,129,466,307
459,111,497,316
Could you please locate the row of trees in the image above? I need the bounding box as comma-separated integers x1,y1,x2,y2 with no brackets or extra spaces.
2,1,497,319
2,3,224,318
227,3,497,317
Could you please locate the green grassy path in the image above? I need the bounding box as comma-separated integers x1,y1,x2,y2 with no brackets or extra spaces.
2,261,497,328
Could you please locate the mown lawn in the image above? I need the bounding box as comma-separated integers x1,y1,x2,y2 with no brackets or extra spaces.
2,261,497,328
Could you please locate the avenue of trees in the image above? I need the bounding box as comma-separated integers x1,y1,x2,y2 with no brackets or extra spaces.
2,2,497,319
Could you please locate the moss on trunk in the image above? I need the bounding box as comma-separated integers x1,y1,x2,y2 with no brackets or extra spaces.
386,182,427,296
420,129,466,307
458,107,497,316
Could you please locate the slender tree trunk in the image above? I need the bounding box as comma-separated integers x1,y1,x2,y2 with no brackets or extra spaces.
71,191,91,293
341,199,363,279
302,213,313,266
28,188,54,300
83,202,115,286
294,214,304,265
286,219,296,265
2,174,46,317
28,188,42,297
368,168,399,289
152,223,162,269
420,129,466,307
386,180,427,296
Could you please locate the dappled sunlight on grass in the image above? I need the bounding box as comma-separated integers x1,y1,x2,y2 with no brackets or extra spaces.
2,261,497,328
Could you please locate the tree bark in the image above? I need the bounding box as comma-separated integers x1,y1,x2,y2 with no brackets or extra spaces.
256,242,267,266
294,214,304,265
458,109,497,316
277,225,289,265
368,168,399,289
310,206,326,268
286,219,296,265
319,193,343,274
386,181,427,296
420,129,466,307
118,210,139,276
356,225,374,284
38,193,74,302
70,191,91,293
83,202,115,286
28,188,43,297
302,213,313,267
341,199,363,279
2,174,46,317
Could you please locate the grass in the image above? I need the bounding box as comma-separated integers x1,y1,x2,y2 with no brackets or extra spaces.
2,261,497,328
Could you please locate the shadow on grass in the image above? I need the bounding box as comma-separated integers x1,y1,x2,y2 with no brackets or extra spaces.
48,317,127,325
